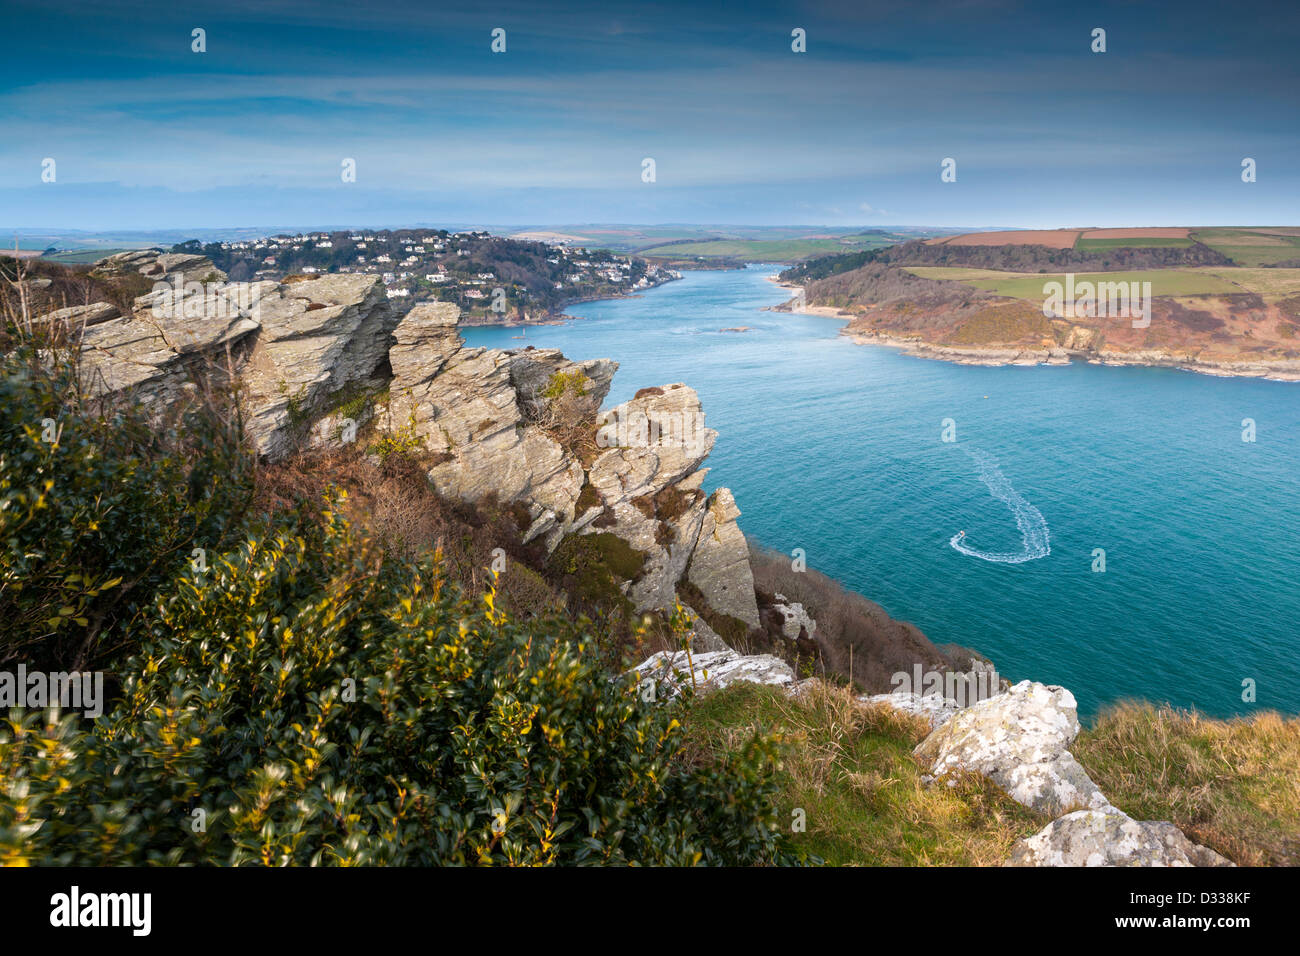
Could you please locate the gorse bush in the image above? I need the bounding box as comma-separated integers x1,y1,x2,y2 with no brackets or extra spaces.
0,344,254,671
1,507,797,865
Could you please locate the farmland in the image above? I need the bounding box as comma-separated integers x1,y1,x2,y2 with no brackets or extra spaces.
636,232,902,263
919,226,1300,266
903,266,1300,299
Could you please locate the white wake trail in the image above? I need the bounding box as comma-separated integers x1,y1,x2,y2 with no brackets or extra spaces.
949,449,1050,564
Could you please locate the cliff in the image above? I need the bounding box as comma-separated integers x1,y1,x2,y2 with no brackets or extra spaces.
71,253,763,654
780,257,1300,381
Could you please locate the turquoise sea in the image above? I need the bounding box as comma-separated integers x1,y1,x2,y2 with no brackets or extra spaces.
463,265,1300,720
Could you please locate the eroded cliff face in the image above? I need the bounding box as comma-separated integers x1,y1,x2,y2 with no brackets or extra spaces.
69,264,757,640
383,302,760,631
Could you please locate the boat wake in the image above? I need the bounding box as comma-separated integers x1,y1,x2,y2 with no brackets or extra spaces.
949,449,1050,564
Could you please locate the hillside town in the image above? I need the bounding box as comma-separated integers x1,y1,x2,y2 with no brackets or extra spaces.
174,228,679,323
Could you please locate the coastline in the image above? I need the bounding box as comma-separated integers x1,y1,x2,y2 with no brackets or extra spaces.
770,277,1300,383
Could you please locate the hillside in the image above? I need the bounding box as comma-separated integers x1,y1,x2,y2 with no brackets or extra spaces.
778,229,1300,379
164,229,679,324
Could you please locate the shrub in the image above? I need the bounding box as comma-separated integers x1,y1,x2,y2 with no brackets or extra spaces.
368,409,425,464
0,508,799,866
0,343,255,672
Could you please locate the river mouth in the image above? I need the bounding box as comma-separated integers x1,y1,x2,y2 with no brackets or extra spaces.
463,263,1300,720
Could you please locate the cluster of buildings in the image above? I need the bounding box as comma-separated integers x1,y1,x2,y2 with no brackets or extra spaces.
209,229,677,314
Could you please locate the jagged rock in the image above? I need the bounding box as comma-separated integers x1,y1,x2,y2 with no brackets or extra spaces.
399,342,584,548
634,649,795,698
78,273,395,460
771,594,816,640
913,680,1114,816
588,385,716,504
861,691,962,731
80,308,260,406
386,301,463,418
133,278,274,323
93,249,226,283
231,275,396,459
1008,810,1234,867
687,489,760,628
507,348,617,413
37,302,120,327
586,385,718,610
77,283,767,629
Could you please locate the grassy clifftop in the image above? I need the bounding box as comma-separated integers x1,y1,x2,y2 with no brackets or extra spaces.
689,683,1300,866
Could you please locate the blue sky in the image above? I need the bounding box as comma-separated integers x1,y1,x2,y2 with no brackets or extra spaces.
2,0,1298,231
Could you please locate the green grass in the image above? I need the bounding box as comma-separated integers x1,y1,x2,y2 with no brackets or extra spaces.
40,247,137,264
1194,267,1300,296
1192,228,1300,267
685,683,1291,866
1074,237,1194,250
683,682,1045,865
908,267,1242,299
910,264,1300,298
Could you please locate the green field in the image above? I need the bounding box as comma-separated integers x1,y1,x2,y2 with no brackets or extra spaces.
638,234,897,262
907,267,1248,299
41,248,136,264
1074,236,1194,250
1190,228,1300,267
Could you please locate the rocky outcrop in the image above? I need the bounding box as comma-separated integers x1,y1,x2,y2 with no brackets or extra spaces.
77,272,396,459
861,691,962,731
770,593,816,641
913,681,1115,818
634,649,795,698
93,249,227,283
79,301,260,407
37,302,120,327
238,275,395,459
686,488,760,629
69,275,760,631
868,679,1231,866
1008,811,1234,867
386,318,619,550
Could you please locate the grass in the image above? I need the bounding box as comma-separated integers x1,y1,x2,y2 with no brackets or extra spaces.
904,266,1021,282
907,267,1243,299
909,264,1300,298
1192,228,1300,267
1074,703,1300,867
638,235,895,262
1193,267,1300,296
685,684,1295,866
1074,237,1195,250
39,247,139,264
683,681,1046,865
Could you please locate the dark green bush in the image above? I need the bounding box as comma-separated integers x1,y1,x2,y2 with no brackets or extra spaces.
0,345,254,672
0,507,798,866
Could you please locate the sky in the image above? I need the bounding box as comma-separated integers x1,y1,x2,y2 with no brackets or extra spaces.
2,0,1298,232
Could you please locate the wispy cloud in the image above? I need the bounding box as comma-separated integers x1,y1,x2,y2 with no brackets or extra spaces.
2,0,1297,228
